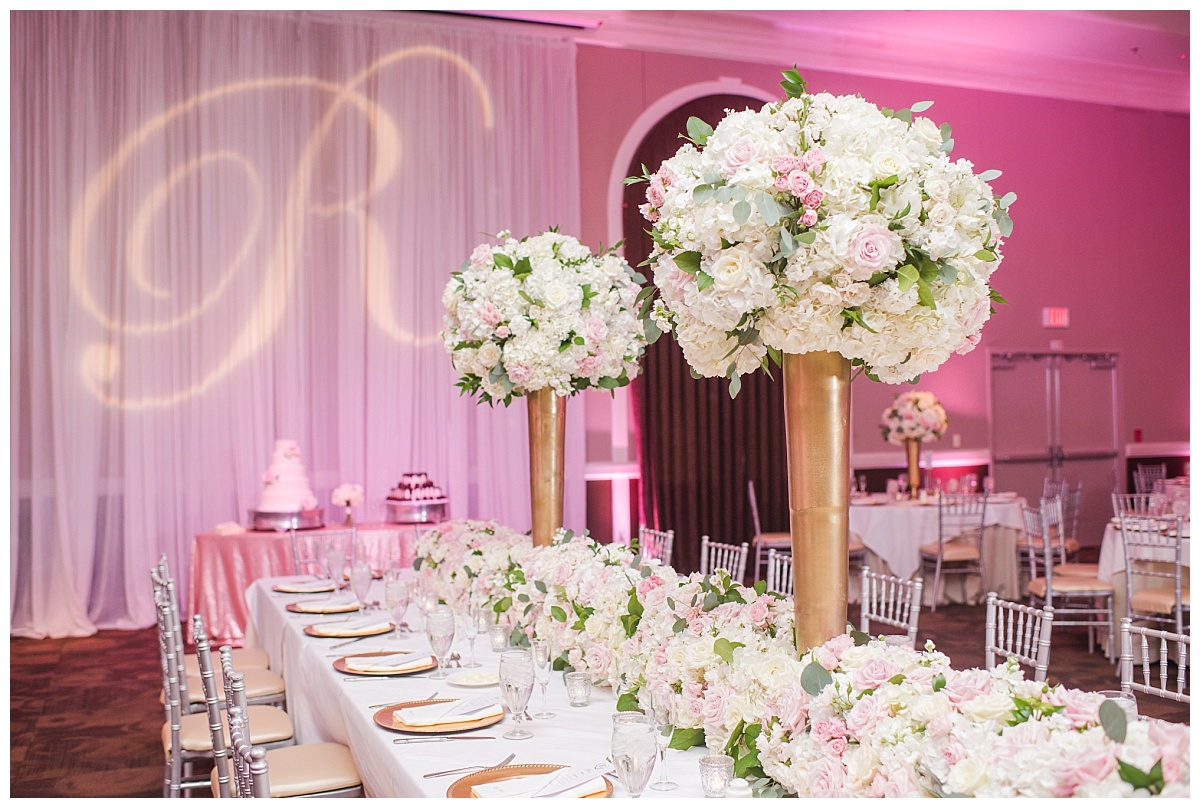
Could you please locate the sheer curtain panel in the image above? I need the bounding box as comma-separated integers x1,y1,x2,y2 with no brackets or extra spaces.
11,10,582,637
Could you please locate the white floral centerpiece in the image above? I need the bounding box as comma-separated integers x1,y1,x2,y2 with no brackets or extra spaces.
631,68,1012,392
442,229,647,405
330,483,364,508
880,390,948,445
411,518,532,619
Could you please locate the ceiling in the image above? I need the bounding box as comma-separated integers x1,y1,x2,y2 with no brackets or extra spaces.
452,9,1190,113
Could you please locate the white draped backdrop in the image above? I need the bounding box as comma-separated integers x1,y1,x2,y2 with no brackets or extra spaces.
11,10,585,638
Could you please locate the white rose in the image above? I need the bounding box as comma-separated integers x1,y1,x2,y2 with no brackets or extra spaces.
912,117,942,149
924,178,951,201
541,279,574,310
959,692,1014,724
946,756,990,795
872,149,909,178
710,247,762,293
475,341,501,372
926,202,957,229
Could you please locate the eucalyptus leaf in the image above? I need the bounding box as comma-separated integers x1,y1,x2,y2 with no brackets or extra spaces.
979,169,1003,181
728,372,742,400
849,629,871,646
686,116,713,146
693,185,715,205
974,249,997,261
733,199,752,226
910,100,934,112
550,605,568,623
941,137,955,154
1099,699,1128,743
795,231,816,245
756,192,781,227
1000,191,1017,209
896,264,919,292
800,661,833,696
644,318,663,344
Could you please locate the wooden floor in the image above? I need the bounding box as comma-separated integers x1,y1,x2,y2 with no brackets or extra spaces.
9,603,1191,798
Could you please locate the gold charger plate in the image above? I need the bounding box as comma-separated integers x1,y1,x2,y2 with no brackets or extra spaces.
272,581,336,594
373,698,505,735
447,764,612,799
287,600,360,615
303,621,393,639
332,651,437,676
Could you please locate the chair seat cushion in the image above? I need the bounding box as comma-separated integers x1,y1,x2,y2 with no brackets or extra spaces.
166,704,295,753
183,647,270,679
919,542,979,563
1027,576,1113,598
266,742,362,797
753,532,790,548
186,667,286,704
1053,563,1100,577
1131,587,1190,615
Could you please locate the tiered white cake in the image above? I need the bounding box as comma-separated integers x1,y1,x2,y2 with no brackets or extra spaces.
249,439,323,530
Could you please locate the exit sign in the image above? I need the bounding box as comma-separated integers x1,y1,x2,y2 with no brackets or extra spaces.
1042,307,1069,328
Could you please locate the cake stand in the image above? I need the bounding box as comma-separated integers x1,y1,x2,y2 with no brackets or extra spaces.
247,507,325,532
385,498,448,525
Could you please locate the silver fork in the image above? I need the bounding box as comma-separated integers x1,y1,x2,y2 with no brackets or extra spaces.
423,752,516,778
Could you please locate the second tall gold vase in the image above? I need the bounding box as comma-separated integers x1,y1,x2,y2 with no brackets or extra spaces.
905,438,921,499
782,351,851,655
527,387,566,547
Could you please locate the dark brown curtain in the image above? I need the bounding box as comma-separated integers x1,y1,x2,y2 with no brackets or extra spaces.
625,94,788,579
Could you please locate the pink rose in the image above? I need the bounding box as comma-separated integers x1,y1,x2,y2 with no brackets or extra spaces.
818,634,855,666
905,665,934,689
802,187,825,208
807,757,847,798
771,154,797,173
577,355,603,376
849,223,900,273
773,685,810,733
811,718,846,743
827,736,848,756
702,685,731,726
653,647,668,666
551,562,572,586
800,208,818,227
804,148,827,171
507,362,532,386
469,243,495,268
639,203,659,223
687,697,704,718
585,317,608,344
845,693,884,736
1045,688,1100,728
636,575,663,595
943,669,993,706
774,174,791,192
688,618,706,636
684,681,704,699
850,657,900,691
475,300,502,327
494,325,510,339
1053,742,1117,797
940,738,967,767
926,711,955,737
724,136,760,172
657,166,677,186
647,184,665,208
787,169,813,196
583,644,612,677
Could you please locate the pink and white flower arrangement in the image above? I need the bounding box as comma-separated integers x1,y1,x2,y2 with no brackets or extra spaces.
412,518,532,618
442,229,647,405
880,390,948,445
633,68,1011,390
330,483,364,508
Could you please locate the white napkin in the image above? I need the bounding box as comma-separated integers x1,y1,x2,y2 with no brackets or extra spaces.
471,772,607,799
310,617,390,636
344,653,431,674
393,698,503,727
292,594,358,612
277,579,336,593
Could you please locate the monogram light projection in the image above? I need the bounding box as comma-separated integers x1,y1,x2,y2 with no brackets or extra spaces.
70,47,493,409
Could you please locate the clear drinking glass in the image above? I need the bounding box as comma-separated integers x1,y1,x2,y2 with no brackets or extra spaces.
459,606,481,668
531,639,556,719
498,649,535,740
348,561,373,609
1097,690,1139,723
321,544,346,584
565,672,592,706
384,577,409,637
858,475,867,495
611,723,657,798
645,689,677,791
425,605,456,680
896,473,909,496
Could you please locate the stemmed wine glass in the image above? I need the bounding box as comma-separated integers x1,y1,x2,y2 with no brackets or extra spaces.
531,639,556,719
611,722,657,798
498,649,535,740
384,574,409,637
425,605,456,680
348,560,373,610
644,689,677,791
459,604,481,668
322,543,346,587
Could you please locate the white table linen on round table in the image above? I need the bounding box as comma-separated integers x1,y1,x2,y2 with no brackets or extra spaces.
849,495,1026,604
1095,521,1191,658
245,575,709,798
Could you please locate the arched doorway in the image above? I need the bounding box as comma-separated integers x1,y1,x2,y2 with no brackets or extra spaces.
623,92,788,579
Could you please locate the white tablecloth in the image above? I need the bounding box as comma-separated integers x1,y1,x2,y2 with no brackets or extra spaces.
849,495,1026,604
245,575,710,798
1095,521,1191,654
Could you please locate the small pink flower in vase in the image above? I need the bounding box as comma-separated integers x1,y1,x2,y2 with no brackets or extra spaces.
332,483,364,526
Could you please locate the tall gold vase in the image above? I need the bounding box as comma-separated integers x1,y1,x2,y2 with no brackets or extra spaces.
782,351,851,654
905,438,921,499
527,388,566,547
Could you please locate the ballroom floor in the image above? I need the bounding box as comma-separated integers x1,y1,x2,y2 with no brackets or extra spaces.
10,599,1191,799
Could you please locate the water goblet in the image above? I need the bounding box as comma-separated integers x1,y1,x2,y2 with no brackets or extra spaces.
425,605,456,680
644,689,677,791
896,473,909,497
531,639,556,719
348,561,373,609
858,475,868,495
498,649,535,740
321,544,345,584
1097,690,1139,723
611,722,657,799
459,606,481,668
384,577,410,638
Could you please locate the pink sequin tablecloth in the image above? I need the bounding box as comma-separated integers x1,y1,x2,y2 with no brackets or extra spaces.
188,522,421,647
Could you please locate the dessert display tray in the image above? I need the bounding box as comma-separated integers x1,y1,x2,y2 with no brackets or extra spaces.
247,508,324,532
385,499,448,525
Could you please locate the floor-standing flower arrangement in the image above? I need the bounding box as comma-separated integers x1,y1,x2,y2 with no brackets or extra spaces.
881,390,948,444
443,229,647,403
632,68,1012,390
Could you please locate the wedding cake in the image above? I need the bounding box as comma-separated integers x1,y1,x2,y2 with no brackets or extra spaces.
248,440,324,530
385,471,448,524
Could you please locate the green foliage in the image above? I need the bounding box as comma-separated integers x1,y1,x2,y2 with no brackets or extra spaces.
673,251,702,274
550,605,568,623
1117,758,1165,795
1099,699,1128,743
669,726,706,751
685,116,714,147
713,637,746,664
801,661,833,696
780,66,807,98
616,692,641,713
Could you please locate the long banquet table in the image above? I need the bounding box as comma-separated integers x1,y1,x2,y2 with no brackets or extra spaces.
245,574,709,798
849,493,1026,605
190,523,419,647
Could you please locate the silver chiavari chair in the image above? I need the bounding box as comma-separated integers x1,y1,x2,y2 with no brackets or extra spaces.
637,525,676,567
860,569,924,645
985,592,1055,683
1120,618,1190,705
699,535,750,583
765,549,793,597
